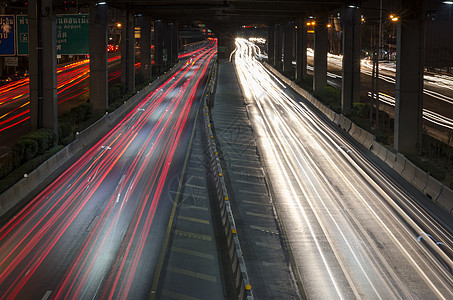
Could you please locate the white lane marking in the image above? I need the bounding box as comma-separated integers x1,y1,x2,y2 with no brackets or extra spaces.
41,291,52,300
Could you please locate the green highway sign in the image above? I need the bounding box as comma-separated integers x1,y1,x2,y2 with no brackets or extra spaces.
15,14,89,55
56,14,89,55
16,15,28,55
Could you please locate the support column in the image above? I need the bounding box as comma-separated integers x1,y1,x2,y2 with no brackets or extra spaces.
28,0,57,138
394,0,425,154
139,15,152,81
121,9,135,92
274,24,282,68
89,2,108,112
283,21,293,73
218,35,234,60
154,20,164,72
296,18,307,81
341,5,361,112
268,24,274,64
172,21,178,63
163,21,170,68
313,12,328,93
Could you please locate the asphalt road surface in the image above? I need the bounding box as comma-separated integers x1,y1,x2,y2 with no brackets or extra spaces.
237,38,453,299
0,40,217,300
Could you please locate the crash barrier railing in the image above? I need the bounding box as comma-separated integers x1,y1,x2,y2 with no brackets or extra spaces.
201,59,253,299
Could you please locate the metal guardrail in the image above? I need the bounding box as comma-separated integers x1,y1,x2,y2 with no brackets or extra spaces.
200,59,253,299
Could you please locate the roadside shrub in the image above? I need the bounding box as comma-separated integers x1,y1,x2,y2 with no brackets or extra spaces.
314,86,341,112
58,121,74,145
112,83,126,94
136,73,145,86
108,86,121,103
12,138,38,165
22,128,56,154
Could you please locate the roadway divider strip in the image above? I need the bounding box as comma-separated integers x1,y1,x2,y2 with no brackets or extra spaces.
201,59,253,299
262,61,453,215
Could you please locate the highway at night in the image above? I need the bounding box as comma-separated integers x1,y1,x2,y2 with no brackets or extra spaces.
236,38,453,299
0,40,216,299
0,56,123,133
305,50,453,141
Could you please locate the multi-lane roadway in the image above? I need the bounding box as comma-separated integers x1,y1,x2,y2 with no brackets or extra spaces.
0,40,217,299
306,50,453,142
236,38,453,299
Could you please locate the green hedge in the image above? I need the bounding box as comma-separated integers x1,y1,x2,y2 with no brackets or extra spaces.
0,145,63,194
314,86,341,112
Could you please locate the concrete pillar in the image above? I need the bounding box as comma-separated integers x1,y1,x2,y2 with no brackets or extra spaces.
139,15,152,81
166,22,175,66
0,4,4,78
121,9,135,92
268,25,274,64
28,0,58,138
295,18,307,81
154,20,164,72
313,12,328,93
218,35,234,60
89,2,108,112
283,22,293,73
394,0,425,155
274,24,282,68
341,5,361,112
172,21,179,63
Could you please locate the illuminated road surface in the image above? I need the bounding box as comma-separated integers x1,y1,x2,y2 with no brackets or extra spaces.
0,41,216,299
0,55,123,133
305,49,453,132
236,38,453,299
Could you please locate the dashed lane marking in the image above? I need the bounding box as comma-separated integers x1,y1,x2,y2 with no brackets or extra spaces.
180,193,207,200
250,225,279,235
167,266,217,283
255,241,282,251
171,246,214,260
242,200,270,206
246,211,274,219
262,261,289,270
184,183,205,189
239,189,266,196
175,230,212,241
181,204,209,211
178,215,210,225
41,291,52,300
235,179,265,186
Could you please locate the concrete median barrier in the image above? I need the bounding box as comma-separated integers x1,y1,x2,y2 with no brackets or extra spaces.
342,118,352,132
377,143,389,161
371,141,380,156
401,158,417,183
411,167,429,192
423,176,443,201
436,187,453,215
361,131,375,149
385,150,397,168
393,153,407,175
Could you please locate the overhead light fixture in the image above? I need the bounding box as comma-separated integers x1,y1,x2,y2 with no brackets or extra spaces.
96,1,107,5
443,1,453,4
